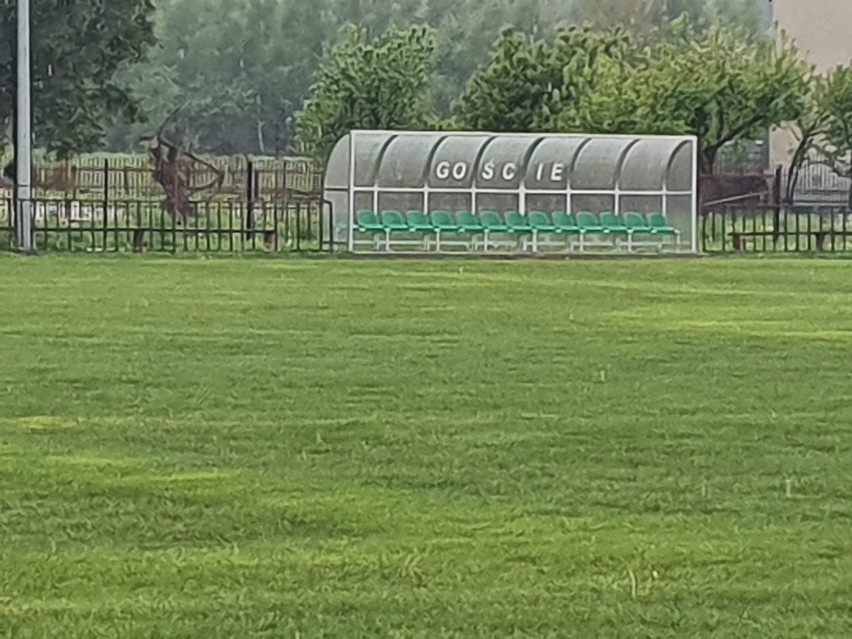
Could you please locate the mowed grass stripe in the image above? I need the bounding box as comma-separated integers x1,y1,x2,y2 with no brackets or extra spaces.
1,256,852,637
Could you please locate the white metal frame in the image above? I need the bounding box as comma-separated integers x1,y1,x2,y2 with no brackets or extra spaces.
340,130,699,254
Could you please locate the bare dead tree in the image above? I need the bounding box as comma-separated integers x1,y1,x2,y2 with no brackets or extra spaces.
142,108,225,220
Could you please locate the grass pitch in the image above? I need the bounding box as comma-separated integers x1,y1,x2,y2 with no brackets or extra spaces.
2,256,852,637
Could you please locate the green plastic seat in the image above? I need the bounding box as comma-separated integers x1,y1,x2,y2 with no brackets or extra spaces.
430,210,458,231
480,210,508,232
381,210,410,231
599,211,629,234
624,211,654,233
647,212,678,235
552,211,580,233
504,211,533,233
406,210,434,232
529,211,557,232
575,211,604,233
455,211,484,232
357,210,384,232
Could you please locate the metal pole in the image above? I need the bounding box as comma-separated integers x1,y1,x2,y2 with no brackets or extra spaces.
16,0,34,253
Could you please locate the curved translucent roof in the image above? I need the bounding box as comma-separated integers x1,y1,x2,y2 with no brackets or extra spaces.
325,131,697,193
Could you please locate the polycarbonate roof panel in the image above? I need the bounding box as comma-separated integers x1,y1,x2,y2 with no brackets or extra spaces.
571,138,636,190
620,138,685,191
524,137,588,190
324,131,696,194
428,135,493,189
353,132,394,187
667,140,695,192
475,135,541,189
377,134,444,188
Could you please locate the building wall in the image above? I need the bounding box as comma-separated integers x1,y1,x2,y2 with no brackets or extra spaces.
772,0,852,71
770,0,852,165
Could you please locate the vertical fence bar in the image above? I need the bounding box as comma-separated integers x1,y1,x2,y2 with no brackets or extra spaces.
170,200,177,255
284,201,290,247
327,201,334,254
228,201,235,252
710,212,716,252
295,203,302,252
784,206,789,252
246,159,256,244
102,158,110,251
806,211,812,252
767,208,773,252
317,201,325,253
114,198,121,251
306,199,312,243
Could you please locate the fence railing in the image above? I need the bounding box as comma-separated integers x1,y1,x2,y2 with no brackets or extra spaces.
3,155,324,202
702,204,852,253
6,198,852,256
1,197,333,254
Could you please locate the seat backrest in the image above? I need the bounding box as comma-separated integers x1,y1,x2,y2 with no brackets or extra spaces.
504,211,528,227
529,211,551,227
575,211,600,227
552,211,577,228
431,210,455,226
480,210,504,227
357,210,378,226
407,210,429,226
624,211,648,229
456,211,480,226
599,211,622,227
381,210,406,226
647,212,669,228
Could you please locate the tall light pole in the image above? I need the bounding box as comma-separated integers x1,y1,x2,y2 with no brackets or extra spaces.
16,0,34,254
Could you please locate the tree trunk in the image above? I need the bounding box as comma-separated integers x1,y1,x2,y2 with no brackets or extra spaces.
701,146,717,176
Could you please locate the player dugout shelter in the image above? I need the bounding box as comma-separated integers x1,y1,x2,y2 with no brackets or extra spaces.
323,131,698,254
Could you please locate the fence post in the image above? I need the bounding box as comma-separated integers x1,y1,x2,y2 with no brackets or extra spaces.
103,158,110,250
246,159,256,240
296,202,301,252
326,200,335,254
772,164,782,241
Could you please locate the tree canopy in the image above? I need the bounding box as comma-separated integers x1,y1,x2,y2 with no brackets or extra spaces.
0,0,156,158
592,20,807,172
453,27,635,133
295,25,436,162
0,0,824,173
454,17,808,173
786,66,852,206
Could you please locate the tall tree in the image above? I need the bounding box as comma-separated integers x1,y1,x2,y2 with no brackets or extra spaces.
569,0,769,40
0,0,156,157
784,75,832,204
453,26,634,132
106,0,569,154
107,0,327,155
295,25,436,161
815,66,852,209
568,0,667,38
555,19,807,173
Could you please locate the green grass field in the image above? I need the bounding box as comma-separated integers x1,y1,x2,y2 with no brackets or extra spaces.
2,256,852,637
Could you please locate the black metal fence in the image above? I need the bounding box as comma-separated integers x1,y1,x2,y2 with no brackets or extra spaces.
702,205,852,254
1,197,333,254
